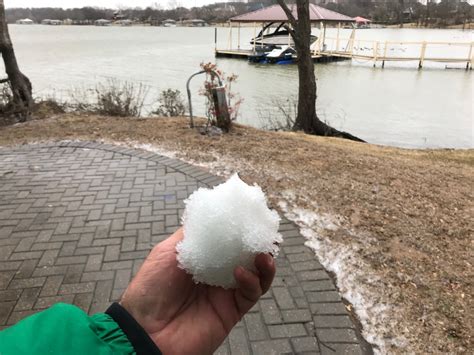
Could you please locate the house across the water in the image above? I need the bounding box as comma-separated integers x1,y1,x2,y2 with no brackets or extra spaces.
182,19,208,27
116,19,133,26
162,19,177,27
16,18,34,25
41,19,63,25
95,19,112,26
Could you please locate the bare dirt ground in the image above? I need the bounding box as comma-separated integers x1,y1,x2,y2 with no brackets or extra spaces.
1,114,472,354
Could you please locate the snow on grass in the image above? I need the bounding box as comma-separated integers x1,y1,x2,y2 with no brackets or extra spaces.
278,198,408,354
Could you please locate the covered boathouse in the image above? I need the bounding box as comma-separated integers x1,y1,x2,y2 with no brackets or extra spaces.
215,3,355,62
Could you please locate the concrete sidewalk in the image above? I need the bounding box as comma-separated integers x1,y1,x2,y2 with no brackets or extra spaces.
0,142,368,354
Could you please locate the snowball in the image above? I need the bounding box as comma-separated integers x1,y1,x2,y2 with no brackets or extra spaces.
176,174,282,289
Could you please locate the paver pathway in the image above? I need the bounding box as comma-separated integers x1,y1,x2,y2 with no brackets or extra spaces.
0,142,369,354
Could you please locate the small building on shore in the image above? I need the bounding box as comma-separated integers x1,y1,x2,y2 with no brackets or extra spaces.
354,16,371,28
116,19,133,26
95,19,112,26
182,19,207,27
16,18,34,25
41,19,62,25
162,19,177,27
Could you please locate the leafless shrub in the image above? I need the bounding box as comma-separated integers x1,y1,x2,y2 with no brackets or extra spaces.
260,95,297,131
260,95,348,133
70,79,149,117
153,89,186,117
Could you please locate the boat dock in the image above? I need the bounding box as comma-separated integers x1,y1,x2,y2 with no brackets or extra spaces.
216,37,473,69
216,4,473,69
215,48,349,63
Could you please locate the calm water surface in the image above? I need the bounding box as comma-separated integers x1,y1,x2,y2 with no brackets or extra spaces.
7,25,474,149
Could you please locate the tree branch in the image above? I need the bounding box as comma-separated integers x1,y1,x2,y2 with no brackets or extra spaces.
276,0,298,30
0,78,9,83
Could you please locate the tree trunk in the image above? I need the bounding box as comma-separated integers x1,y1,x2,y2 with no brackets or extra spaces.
0,0,33,121
398,0,405,28
278,0,364,142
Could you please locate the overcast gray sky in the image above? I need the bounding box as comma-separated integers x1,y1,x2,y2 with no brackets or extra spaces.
5,0,219,9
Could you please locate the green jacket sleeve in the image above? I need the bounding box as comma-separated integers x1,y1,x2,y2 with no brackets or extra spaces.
0,303,136,355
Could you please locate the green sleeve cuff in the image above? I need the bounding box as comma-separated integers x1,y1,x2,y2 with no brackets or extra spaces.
0,303,135,355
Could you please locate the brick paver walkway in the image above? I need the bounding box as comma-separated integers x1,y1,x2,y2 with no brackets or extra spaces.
0,142,369,354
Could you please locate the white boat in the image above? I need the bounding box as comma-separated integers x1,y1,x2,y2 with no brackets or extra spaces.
251,22,317,47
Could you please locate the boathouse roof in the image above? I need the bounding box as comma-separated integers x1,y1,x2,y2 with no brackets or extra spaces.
354,16,371,23
230,4,354,23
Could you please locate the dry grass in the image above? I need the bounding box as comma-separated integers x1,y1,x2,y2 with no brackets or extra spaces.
0,114,472,353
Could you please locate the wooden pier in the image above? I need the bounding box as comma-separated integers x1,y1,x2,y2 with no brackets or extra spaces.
215,28,473,69
312,35,474,69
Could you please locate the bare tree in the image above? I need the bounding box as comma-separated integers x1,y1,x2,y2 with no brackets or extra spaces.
0,0,33,121
398,0,405,28
276,0,364,142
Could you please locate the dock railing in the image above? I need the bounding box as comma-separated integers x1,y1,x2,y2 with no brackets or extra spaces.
312,36,474,69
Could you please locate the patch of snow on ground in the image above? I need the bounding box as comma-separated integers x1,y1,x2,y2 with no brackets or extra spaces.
279,201,408,354
127,142,178,159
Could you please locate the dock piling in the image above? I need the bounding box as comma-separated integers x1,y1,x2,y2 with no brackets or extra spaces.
373,41,378,67
467,42,473,70
419,41,427,69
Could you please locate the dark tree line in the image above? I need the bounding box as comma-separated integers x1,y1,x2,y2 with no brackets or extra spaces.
256,0,472,26
321,0,472,27
5,3,249,24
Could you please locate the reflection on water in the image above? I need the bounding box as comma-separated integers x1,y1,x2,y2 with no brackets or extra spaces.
6,25,473,149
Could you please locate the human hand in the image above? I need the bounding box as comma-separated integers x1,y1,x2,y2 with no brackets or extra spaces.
120,228,276,355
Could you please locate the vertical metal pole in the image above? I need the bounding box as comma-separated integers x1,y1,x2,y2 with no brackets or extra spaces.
227,22,231,50
253,22,256,52
382,41,388,68
336,22,340,52
419,41,427,69
214,27,217,53
229,22,233,50
322,22,327,51
238,22,241,49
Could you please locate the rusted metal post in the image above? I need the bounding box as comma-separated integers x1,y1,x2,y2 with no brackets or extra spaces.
212,87,231,132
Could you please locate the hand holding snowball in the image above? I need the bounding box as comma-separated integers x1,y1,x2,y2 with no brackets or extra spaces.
120,228,276,355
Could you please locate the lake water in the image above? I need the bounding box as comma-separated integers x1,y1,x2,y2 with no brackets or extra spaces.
6,25,474,149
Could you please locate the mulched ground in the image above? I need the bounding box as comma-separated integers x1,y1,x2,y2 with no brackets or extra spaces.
1,114,472,354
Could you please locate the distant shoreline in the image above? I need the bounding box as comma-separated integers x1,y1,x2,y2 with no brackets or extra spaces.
10,22,474,30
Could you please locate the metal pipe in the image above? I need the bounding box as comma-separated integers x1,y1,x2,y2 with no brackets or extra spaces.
186,70,223,129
